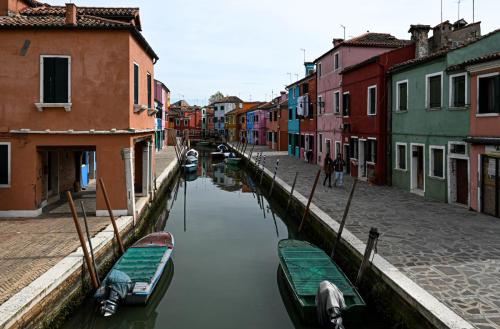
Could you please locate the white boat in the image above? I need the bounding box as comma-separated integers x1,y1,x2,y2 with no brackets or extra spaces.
186,149,199,163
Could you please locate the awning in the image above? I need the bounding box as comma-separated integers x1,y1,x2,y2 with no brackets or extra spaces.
464,137,500,145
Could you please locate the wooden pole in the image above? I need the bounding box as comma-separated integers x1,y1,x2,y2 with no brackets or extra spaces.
248,144,255,161
285,172,299,215
242,143,248,156
331,178,358,258
298,169,321,232
99,178,125,254
259,155,267,185
269,159,280,195
67,191,99,289
356,227,380,286
80,201,100,285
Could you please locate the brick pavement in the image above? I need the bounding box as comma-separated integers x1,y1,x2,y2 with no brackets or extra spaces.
246,146,500,329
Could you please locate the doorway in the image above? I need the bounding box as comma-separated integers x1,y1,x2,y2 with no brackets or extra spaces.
358,140,367,179
455,159,468,205
344,144,350,174
482,156,499,218
411,144,425,194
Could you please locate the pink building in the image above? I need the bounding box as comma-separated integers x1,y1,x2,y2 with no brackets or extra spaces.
247,105,268,145
314,34,411,165
464,53,500,218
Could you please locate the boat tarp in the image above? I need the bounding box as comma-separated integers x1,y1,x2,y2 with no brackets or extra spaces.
105,269,132,299
279,241,357,298
113,246,167,283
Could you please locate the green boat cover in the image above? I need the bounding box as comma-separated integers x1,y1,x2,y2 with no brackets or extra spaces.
113,246,167,283
279,240,364,307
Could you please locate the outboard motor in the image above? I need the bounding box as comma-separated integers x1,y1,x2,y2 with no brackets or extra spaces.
94,269,132,317
316,281,346,329
100,288,120,317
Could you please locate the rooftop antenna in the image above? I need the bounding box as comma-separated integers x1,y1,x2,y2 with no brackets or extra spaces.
340,25,346,40
300,48,306,63
286,72,292,84
295,73,299,81
472,0,475,22
456,0,464,20
249,94,252,101
441,0,443,24
271,90,274,100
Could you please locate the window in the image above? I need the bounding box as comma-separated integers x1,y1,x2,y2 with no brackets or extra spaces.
342,92,350,116
478,73,500,114
214,117,218,123
334,52,340,70
133,63,139,105
334,91,340,114
300,134,305,148
274,111,278,121
147,73,152,108
335,141,341,158
41,56,70,103
367,85,377,115
395,143,407,170
449,142,466,155
214,106,218,112
396,80,408,112
184,119,189,126
255,115,259,122
326,139,331,155
221,105,225,112
367,139,377,163
350,138,358,159
426,72,443,109
0,142,11,187
317,95,323,114
429,146,445,179
268,132,272,142
318,63,322,77
319,134,323,152
202,118,206,124
449,73,466,107
175,118,180,125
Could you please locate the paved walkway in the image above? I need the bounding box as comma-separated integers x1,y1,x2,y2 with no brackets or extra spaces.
243,145,500,329
0,147,178,307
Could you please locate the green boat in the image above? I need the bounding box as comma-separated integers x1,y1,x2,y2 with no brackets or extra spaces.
197,141,210,147
278,239,366,325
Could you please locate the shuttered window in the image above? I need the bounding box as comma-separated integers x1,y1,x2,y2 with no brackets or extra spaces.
451,74,466,107
397,82,408,111
427,74,442,109
147,73,152,108
342,93,350,116
134,64,139,105
368,86,376,115
478,75,500,114
0,143,10,186
43,57,69,103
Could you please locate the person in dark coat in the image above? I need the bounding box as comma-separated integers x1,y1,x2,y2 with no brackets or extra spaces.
333,153,345,187
323,153,333,187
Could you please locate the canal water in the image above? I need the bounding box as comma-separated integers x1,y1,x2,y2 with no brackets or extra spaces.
62,148,385,329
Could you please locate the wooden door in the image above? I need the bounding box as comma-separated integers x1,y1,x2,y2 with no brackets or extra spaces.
455,159,468,205
417,147,424,190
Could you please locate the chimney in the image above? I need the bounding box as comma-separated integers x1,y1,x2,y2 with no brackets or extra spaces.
332,38,344,47
409,24,431,59
1,0,22,16
65,3,77,26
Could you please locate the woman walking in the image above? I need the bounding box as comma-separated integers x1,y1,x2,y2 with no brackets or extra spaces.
323,152,333,188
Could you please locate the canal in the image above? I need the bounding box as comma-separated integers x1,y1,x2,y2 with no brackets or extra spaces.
62,148,385,329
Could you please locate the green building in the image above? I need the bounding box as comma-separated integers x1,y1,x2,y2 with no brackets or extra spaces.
390,23,500,205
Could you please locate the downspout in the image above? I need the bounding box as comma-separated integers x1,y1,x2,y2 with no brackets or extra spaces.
386,72,393,186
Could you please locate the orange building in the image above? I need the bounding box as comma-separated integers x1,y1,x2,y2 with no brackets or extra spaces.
266,92,288,151
0,0,159,217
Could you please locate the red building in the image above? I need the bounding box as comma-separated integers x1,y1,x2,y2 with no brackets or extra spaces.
341,45,415,184
266,92,288,151
298,73,317,163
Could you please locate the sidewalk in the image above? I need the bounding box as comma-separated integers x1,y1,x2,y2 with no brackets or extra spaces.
244,145,500,329
0,147,179,307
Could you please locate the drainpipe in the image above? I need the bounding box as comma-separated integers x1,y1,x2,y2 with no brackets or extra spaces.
386,72,393,186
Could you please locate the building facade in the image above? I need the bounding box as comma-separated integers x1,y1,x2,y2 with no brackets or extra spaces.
287,84,300,157
266,92,288,151
211,96,243,137
154,80,170,150
298,72,317,163
0,0,158,217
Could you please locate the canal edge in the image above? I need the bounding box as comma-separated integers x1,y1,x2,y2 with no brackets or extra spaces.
230,144,474,329
0,155,182,329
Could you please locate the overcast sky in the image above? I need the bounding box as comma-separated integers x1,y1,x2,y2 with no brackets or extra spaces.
53,0,499,105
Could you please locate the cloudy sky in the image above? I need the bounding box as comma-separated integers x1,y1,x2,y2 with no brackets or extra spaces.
52,0,499,105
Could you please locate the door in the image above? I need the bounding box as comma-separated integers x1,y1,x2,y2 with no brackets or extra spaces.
455,159,468,205
482,156,499,218
344,144,350,174
359,140,366,178
412,145,424,192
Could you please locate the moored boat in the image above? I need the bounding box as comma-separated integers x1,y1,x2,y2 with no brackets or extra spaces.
225,156,241,165
278,239,365,325
95,232,174,316
186,149,199,163
197,141,210,147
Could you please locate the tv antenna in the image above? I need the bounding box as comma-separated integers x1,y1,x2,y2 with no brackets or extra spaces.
300,48,306,63
340,25,346,40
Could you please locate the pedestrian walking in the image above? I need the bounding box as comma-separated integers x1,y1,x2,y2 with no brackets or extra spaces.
323,153,333,187
333,153,345,187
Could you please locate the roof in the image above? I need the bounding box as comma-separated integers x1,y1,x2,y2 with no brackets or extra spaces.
0,1,158,60
210,96,244,105
389,29,500,73
447,52,500,72
314,33,411,63
286,72,316,89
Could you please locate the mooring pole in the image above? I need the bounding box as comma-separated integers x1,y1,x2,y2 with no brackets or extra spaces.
356,227,380,286
285,172,299,215
269,159,280,195
99,178,125,254
80,201,100,285
259,155,267,185
242,143,248,156
270,206,279,237
331,178,358,258
248,144,255,161
67,191,99,289
298,169,321,232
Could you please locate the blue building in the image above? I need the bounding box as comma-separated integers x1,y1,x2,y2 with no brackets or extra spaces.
287,84,300,157
247,110,255,144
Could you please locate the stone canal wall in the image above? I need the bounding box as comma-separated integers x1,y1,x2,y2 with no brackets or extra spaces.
229,144,473,329
0,155,181,329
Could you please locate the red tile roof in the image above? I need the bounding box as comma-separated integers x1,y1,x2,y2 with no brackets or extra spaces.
447,51,500,71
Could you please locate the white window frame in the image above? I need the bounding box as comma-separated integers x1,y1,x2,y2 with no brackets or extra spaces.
448,72,468,108
133,62,140,105
335,141,341,158
37,55,72,111
476,72,500,117
429,145,446,179
334,52,340,71
318,95,323,114
342,91,350,117
367,137,377,164
0,142,11,188
395,142,407,171
367,85,377,116
334,91,340,114
318,62,322,77
448,141,468,158
350,136,358,160
325,138,331,155
425,71,443,110
396,79,408,112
